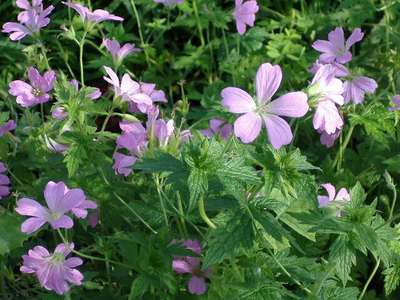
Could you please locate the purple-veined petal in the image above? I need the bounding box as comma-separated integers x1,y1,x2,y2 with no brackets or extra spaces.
49,215,74,229
21,218,47,234
262,114,292,150
221,87,255,113
188,275,207,295
266,92,309,117
15,198,49,219
255,63,282,104
233,112,262,143
44,181,68,212
345,28,364,50
172,260,192,274
321,183,336,201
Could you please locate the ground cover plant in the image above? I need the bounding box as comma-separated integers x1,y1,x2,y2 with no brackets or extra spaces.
1,0,400,299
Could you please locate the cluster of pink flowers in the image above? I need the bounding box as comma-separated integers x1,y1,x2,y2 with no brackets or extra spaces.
172,239,211,295
0,162,11,200
14,181,97,294
309,27,378,147
2,0,54,41
113,107,174,176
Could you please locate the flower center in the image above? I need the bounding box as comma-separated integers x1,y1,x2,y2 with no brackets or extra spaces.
32,88,43,97
50,252,65,266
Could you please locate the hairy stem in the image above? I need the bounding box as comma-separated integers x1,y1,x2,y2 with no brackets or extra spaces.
358,259,380,300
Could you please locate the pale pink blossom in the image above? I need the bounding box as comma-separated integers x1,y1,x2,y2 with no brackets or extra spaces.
312,27,364,64
232,0,259,35
0,120,17,137
221,63,309,149
317,183,350,217
0,162,10,200
199,118,233,141
9,67,56,107
103,39,141,66
21,243,83,295
390,95,400,112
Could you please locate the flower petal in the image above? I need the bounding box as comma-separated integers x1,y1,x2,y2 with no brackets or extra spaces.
262,114,292,149
234,112,262,143
49,215,74,229
44,181,68,212
221,87,255,113
188,275,207,295
321,183,336,201
267,92,309,117
255,63,282,103
172,260,192,274
345,28,364,50
15,198,49,219
21,218,47,234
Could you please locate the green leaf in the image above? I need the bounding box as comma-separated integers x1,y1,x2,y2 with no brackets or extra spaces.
63,144,87,177
0,212,30,255
383,265,400,296
0,111,10,126
329,235,356,286
349,182,367,208
129,275,150,300
203,210,253,268
217,157,261,184
188,169,208,211
132,151,189,183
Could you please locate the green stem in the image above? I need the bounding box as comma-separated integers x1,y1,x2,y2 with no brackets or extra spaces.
40,103,45,125
4,162,24,186
199,197,216,229
230,255,243,282
266,246,312,294
192,0,205,47
154,175,169,226
79,31,88,87
389,183,397,220
114,192,158,234
39,43,51,71
312,264,336,296
100,106,115,133
358,259,380,300
332,125,355,172
56,229,133,269
177,192,188,238
129,0,150,67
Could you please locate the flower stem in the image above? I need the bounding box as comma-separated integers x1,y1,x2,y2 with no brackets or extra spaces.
192,0,205,47
154,175,169,226
199,197,216,229
332,125,355,172
79,31,88,87
56,229,133,269
129,0,150,67
358,259,380,300
177,192,188,238
389,182,397,220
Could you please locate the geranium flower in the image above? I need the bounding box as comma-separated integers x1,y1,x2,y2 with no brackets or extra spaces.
103,39,141,67
312,27,364,64
44,136,69,153
15,181,96,234
172,239,211,295
21,243,83,295
9,67,56,107
0,120,17,137
62,2,123,31
308,64,344,134
389,95,400,112
2,4,54,41
318,128,340,148
221,63,309,149
199,118,233,141
128,82,168,113
232,0,259,35
317,183,350,217
103,66,152,106
153,0,184,6
88,209,100,228
0,162,10,200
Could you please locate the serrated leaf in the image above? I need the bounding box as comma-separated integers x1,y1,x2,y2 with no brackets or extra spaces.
0,212,30,255
63,144,87,177
383,265,400,296
188,169,208,211
329,235,356,286
203,210,253,268
129,275,150,300
217,157,261,184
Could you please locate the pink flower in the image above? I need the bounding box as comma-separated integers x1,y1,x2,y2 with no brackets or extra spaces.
172,239,211,295
52,107,68,120
199,118,233,141
317,183,350,217
0,120,17,137
9,67,56,107
308,60,348,77
312,27,364,64
153,0,184,6
2,5,54,41
0,162,10,200
15,181,96,234
103,66,152,106
318,128,340,148
313,100,344,135
44,136,69,153
232,0,259,35
221,63,309,149
70,79,101,100
62,2,123,31
343,76,378,105
390,95,400,112
103,39,141,66
128,82,168,113
21,243,83,295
